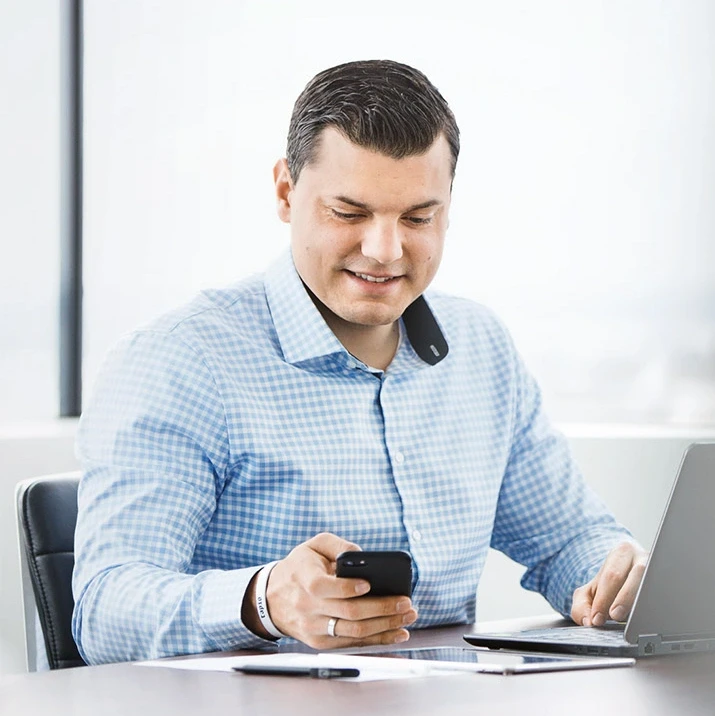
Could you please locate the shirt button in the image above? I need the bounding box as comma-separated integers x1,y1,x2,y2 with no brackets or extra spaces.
412,528,422,542
394,451,405,464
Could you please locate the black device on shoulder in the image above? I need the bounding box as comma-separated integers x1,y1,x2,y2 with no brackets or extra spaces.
335,550,413,597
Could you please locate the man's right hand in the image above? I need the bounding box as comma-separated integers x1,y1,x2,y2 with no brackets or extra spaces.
250,533,418,649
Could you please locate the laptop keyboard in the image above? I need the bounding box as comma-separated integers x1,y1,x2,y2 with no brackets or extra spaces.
516,626,629,646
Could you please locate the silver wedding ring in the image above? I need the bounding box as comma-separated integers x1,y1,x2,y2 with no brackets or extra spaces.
327,617,338,638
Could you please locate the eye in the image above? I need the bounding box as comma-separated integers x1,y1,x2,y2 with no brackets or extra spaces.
331,209,364,221
404,216,433,226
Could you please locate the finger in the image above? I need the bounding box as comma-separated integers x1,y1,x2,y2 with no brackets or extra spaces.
329,595,414,621
571,581,596,625
304,573,371,599
325,608,418,641
570,544,630,626
302,597,416,648
571,553,611,625
589,544,640,626
305,625,413,651
297,560,376,600
609,560,647,622
282,594,416,647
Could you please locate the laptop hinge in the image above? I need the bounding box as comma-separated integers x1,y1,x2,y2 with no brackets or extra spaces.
637,634,662,655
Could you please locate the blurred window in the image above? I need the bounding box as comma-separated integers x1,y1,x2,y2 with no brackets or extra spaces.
0,1,60,422
83,0,715,425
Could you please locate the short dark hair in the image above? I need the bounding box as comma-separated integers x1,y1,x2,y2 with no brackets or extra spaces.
286,59,460,184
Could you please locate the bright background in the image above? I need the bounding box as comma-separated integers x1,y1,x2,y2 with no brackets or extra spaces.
2,0,715,425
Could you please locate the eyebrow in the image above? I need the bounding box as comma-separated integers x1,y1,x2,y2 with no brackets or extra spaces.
332,195,442,213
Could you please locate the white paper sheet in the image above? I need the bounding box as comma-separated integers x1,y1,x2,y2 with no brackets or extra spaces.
136,651,472,682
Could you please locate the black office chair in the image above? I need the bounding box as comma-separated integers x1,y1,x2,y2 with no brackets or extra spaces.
15,472,87,670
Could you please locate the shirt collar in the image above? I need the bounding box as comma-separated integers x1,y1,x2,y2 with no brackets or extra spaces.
265,250,344,365
264,249,449,367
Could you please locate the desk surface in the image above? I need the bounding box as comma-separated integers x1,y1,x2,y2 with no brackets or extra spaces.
3,616,715,716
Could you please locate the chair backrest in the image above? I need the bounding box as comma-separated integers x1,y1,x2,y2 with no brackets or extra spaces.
15,472,86,670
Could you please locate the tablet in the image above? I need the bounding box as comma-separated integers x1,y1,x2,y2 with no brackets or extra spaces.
367,646,635,674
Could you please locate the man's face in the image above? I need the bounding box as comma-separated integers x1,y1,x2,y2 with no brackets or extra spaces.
274,127,452,334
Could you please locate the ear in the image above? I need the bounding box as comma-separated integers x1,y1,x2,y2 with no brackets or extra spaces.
273,158,293,224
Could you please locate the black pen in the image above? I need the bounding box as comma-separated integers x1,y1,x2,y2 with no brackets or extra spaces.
233,664,360,679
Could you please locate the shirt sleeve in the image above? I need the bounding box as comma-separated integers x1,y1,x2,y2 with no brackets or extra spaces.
489,333,639,617
72,329,278,665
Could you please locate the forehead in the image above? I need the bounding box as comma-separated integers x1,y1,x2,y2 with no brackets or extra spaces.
299,127,452,202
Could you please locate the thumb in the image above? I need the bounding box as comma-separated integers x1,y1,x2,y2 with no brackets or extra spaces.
305,532,361,561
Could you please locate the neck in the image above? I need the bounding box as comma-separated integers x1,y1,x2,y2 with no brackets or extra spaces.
316,304,399,370
341,322,400,371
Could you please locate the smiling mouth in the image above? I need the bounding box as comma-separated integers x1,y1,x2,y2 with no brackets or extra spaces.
351,271,397,284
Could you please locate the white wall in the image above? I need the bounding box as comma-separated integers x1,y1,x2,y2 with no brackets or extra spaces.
2,424,714,674
81,0,715,426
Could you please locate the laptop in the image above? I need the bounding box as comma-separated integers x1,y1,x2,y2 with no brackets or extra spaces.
464,442,715,657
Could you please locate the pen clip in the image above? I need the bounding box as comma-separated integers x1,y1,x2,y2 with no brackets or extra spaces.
312,667,360,679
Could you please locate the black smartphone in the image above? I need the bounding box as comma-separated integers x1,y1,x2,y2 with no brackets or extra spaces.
335,550,413,597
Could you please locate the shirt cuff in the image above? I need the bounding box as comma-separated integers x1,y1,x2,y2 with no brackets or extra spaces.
550,531,641,616
194,565,282,652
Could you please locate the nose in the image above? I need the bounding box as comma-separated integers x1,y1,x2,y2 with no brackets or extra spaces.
360,220,404,264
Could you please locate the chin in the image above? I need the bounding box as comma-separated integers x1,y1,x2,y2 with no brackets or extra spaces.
341,309,402,327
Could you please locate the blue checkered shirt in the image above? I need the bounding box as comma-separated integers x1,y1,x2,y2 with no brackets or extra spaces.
72,249,633,664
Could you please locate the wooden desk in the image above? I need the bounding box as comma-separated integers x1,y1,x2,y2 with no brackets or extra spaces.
3,617,715,716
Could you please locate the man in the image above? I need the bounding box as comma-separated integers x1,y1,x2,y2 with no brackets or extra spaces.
72,59,646,664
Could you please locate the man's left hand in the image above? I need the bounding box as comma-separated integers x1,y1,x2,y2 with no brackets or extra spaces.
571,542,648,627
